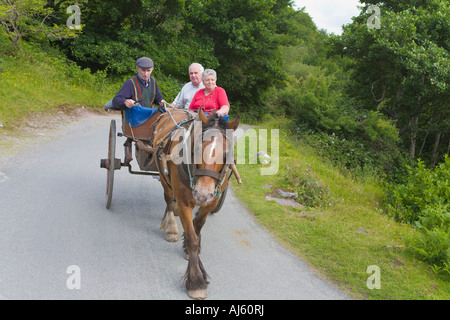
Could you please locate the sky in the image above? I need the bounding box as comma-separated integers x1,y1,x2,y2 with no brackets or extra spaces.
293,0,362,35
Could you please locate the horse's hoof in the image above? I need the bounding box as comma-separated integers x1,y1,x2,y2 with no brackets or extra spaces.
165,234,178,242
188,289,207,300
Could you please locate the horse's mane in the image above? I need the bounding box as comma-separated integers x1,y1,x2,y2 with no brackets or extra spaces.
202,111,228,131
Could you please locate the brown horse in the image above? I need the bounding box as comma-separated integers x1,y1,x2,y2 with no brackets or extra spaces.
152,108,240,299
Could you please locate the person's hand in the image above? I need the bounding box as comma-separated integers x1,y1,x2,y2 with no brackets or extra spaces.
159,100,167,107
216,106,229,117
124,99,136,108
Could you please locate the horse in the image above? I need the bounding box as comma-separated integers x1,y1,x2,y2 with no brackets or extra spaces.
152,107,240,299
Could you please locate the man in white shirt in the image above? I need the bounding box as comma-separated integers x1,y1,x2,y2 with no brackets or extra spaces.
171,63,205,109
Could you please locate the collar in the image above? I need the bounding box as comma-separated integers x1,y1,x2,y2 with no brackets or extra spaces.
137,74,149,87
192,82,204,89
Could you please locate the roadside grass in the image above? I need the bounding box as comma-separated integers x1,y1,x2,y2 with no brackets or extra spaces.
231,119,450,299
0,47,118,129
0,44,120,162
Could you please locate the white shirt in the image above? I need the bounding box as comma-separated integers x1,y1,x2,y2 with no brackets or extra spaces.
172,81,205,109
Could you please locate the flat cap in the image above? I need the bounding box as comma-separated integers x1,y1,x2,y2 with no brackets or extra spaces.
136,57,154,68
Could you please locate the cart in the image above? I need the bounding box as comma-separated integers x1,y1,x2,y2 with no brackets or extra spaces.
100,106,230,212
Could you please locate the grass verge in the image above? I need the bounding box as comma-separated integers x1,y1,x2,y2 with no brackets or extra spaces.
0,45,118,129
231,119,449,299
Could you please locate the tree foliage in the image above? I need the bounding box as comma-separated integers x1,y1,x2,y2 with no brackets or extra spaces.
187,0,286,111
332,0,450,166
55,0,287,111
0,0,77,47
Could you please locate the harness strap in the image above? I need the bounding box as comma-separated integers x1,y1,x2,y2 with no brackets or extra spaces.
153,112,233,198
195,168,222,181
153,115,195,191
154,146,172,191
177,163,196,189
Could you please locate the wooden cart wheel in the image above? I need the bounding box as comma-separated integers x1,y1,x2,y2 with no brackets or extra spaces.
105,119,116,209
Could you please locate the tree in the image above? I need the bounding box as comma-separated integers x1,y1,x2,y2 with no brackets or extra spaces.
58,0,289,114
0,0,76,47
58,0,218,77
333,0,449,165
183,0,286,113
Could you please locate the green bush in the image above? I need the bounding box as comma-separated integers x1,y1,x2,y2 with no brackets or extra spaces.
297,129,410,182
405,203,449,276
281,163,332,209
386,155,450,274
386,157,450,223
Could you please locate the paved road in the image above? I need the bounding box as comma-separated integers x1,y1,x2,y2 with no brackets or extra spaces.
0,113,349,300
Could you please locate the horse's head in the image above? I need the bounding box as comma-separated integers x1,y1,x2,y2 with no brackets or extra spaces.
192,108,240,206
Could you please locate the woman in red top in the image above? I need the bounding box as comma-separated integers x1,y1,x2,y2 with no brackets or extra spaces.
189,69,230,116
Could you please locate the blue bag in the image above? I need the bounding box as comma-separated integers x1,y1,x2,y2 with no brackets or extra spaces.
125,105,161,128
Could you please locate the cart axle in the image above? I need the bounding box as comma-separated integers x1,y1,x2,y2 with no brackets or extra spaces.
100,158,122,170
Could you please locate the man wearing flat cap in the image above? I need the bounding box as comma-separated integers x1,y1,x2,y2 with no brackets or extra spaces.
112,57,166,110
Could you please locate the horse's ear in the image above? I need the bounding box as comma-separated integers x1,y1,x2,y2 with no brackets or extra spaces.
227,114,240,130
198,108,209,125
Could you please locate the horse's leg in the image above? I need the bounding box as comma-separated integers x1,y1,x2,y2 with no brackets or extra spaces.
178,202,209,299
183,203,216,259
159,184,179,242
193,205,213,234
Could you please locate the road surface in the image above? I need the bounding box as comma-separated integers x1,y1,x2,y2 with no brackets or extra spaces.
0,112,349,300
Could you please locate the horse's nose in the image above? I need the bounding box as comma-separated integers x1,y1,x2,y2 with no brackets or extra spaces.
193,189,214,205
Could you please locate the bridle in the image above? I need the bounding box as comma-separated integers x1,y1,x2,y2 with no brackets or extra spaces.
189,119,234,197
155,115,235,197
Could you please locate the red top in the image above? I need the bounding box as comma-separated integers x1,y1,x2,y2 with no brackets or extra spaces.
189,87,229,113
